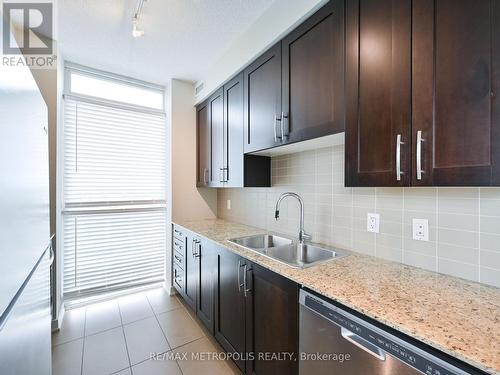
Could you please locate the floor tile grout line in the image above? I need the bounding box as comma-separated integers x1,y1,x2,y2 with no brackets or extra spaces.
145,292,185,375
85,323,124,338
80,307,87,375
145,292,175,351
117,299,133,371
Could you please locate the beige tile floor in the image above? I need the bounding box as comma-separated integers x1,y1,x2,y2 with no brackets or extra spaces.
52,288,240,375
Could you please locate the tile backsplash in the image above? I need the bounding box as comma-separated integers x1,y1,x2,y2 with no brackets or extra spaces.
217,145,500,288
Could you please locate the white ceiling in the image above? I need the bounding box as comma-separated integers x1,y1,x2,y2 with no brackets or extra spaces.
57,0,275,86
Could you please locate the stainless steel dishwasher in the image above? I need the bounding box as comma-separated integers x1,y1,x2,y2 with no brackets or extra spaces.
299,289,477,375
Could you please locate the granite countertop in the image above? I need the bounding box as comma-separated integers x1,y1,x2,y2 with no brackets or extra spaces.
174,218,500,375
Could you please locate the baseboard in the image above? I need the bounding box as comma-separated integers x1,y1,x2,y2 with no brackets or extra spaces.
51,304,65,332
163,282,177,296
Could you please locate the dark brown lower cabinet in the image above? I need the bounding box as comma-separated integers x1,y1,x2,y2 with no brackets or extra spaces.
214,247,298,375
196,239,216,333
244,262,299,375
183,230,197,311
174,230,299,375
214,248,247,372
173,226,215,334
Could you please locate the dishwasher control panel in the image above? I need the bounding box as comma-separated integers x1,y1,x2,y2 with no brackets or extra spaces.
301,291,472,375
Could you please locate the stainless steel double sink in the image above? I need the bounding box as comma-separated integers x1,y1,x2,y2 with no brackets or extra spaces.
228,234,346,268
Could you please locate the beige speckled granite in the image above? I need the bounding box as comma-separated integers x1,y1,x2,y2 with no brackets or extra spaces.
174,218,500,374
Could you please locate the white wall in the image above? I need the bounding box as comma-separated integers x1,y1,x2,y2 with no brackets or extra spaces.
25,44,62,328
169,79,217,221
194,0,327,104
167,79,217,292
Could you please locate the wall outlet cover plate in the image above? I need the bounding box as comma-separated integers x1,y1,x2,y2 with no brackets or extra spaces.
412,218,429,241
367,213,380,233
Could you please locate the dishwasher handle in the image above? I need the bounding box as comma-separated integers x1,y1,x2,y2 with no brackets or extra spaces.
341,327,386,361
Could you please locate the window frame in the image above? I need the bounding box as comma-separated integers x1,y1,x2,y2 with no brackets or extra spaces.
64,61,165,115
59,62,168,303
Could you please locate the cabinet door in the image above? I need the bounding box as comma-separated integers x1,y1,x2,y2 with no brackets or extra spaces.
245,262,298,375
196,101,210,186
281,0,344,144
224,73,244,187
244,43,282,153
214,248,246,373
196,239,215,334
183,232,197,311
412,0,500,186
345,0,412,187
209,89,225,187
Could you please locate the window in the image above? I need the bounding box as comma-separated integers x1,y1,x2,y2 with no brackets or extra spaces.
62,63,167,301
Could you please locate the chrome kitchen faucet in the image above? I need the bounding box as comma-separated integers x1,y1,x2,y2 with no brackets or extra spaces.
275,192,311,244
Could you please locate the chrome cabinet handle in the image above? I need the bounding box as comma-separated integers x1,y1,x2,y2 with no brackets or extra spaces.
416,130,425,180
341,327,386,361
243,264,252,297
219,168,224,183
237,260,244,292
396,134,405,181
274,114,282,143
281,112,288,140
223,167,228,183
195,241,201,258
192,240,200,258
191,239,196,258
203,168,209,185
48,234,55,266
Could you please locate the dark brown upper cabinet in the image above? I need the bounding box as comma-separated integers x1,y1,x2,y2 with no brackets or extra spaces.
209,88,224,187
223,74,244,187
196,77,271,188
346,0,500,187
412,0,500,186
244,1,345,153
243,43,282,153
196,101,210,187
345,0,412,187
281,0,345,145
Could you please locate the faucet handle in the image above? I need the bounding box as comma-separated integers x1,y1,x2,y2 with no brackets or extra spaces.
300,232,312,242
275,210,280,220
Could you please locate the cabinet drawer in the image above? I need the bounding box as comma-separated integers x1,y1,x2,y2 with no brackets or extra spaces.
173,265,184,292
173,237,184,253
173,250,183,269
173,226,184,241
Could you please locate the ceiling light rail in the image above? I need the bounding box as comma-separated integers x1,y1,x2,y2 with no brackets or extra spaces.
132,0,147,38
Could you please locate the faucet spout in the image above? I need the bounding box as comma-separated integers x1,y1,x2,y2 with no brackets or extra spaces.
274,192,311,244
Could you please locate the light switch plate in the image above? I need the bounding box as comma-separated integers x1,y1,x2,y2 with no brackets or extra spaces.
367,213,380,233
412,218,429,241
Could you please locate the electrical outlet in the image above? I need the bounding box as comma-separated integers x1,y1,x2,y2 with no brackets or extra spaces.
367,213,380,233
412,218,429,241
227,199,231,210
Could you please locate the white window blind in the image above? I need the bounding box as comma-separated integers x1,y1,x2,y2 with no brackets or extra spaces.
62,80,167,300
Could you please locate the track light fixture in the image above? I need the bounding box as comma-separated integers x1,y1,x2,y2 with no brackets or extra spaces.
132,0,146,38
